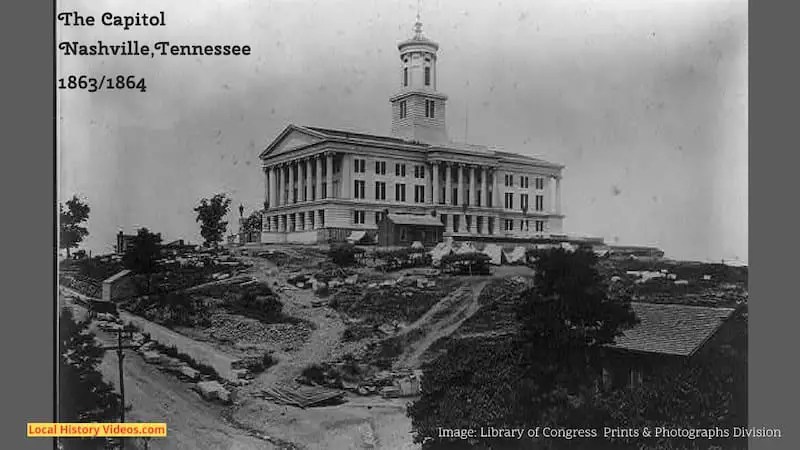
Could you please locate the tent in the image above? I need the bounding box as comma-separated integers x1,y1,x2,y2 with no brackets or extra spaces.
455,242,478,254
347,231,367,244
505,246,527,265
429,242,455,266
482,244,506,265
411,241,425,250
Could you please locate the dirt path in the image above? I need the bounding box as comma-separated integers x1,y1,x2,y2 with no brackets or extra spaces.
61,292,279,450
394,279,489,369
236,255,346,389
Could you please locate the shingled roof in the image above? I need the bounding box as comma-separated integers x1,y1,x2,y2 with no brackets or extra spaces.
608,302,736,357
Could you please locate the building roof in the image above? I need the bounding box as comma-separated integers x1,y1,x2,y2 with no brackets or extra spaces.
608,302,736,357
103,269,132,284
386,213,445,227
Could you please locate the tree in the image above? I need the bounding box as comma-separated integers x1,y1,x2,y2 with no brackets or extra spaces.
60,195,90,258
242,211,263,234
194,194,232,248
122,228,162,293
408,248,638,449
59,307,120,450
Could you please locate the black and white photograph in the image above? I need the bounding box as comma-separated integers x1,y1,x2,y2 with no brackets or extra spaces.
56,0,750,449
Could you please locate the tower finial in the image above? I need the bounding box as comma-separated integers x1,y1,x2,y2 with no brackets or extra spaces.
414,0,423,38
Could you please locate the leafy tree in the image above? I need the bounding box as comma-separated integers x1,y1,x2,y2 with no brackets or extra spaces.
60,195,90,258
408,248,638,449
58,307,120,450
242,211,263,234
194,194,232,248
122,228,162,293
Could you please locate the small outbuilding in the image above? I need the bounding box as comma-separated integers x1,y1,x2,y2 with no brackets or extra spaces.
377,213,444,247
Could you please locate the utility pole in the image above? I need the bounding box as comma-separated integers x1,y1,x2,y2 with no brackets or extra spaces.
101,325,138,450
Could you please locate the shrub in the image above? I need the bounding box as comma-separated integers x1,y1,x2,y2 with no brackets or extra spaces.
328,243,364,267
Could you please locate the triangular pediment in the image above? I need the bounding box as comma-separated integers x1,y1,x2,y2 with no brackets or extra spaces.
259,125,327,159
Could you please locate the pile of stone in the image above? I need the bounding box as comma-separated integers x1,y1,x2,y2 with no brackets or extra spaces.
195,381,232,404
207,314,312,349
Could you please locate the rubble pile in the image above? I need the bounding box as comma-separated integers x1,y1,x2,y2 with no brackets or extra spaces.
207,313,312,349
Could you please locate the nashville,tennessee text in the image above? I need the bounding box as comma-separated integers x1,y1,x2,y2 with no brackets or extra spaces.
58,41,251,57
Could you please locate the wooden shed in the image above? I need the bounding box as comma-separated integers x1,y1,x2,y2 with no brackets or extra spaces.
377,213,444,247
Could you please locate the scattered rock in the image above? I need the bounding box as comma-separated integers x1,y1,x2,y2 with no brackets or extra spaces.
196,381,231,404
179,366,200,381
142,351,163,364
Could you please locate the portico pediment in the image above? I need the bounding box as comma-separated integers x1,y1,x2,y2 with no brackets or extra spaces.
259,125,326,160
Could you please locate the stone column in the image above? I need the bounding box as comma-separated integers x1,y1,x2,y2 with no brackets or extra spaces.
305,158,312,202
456,164,467,207
427,163,434,204
432,162,440,204
277,165,284,206
480,167,487,208
268,166,276,209
493,168,501,209
326,153,333,199
264,166,272,209
444,163,451,205
341,153,351,199
470,166,477,207
315,156,322,201
555,176,562,215
289,161,296,204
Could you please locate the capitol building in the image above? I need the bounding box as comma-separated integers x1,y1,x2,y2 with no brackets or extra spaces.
259,17,565,244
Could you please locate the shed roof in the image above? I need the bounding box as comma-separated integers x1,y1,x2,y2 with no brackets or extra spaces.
103,269,133,284
386,213,444,227
608,302,736,357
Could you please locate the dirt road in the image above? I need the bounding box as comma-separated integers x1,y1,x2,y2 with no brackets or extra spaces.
61,291,279,450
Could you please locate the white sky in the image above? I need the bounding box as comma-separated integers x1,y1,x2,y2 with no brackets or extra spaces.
58,0,748,262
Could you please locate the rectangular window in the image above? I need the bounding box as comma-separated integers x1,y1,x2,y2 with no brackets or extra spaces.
395,183,406,202
399,100,407,119
425,100,436,118
395,163,407,177
505,193,514,209
322,183,327,199
319,210,325,227
535,220,545,232
354,158,366,173
375,211,384,224
375,161,386,175
424,66,431,86
414,185,425,203
535,195,544,211
353,210,366,224
521,194,529,211
476,190,482,207
403,68,408,87
536,177,544,190
452,188,458,205
375,181,386,200
414,165,426,179
354,180,366,199
453,215,459,233
488,217,494,235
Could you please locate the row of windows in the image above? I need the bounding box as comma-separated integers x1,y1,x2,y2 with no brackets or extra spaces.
505,193,545,211
361,181,426,203
267,210,325,231
398,99,437,119
435,215,547,234
504,219,546,232
504,175,547,189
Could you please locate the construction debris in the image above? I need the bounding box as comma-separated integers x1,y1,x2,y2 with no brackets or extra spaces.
196,381,232,404
257,383,345,408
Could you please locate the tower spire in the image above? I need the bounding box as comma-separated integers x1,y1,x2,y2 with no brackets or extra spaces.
414,0,423,38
